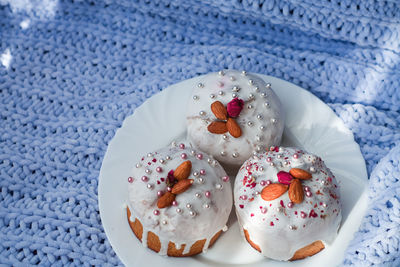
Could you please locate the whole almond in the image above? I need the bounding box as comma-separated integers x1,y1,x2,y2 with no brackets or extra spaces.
171,179,194,194
157,192,176,209
208,121,228,134
261,183,288,201
290,168,312,180
174,160,192,180
211,101,228,120
226,118,242,138
288,179,304,204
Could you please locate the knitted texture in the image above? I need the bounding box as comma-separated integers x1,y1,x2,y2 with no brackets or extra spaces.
0,0,399,265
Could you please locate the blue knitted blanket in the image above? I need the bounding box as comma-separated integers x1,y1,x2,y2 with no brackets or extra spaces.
1,0,399,265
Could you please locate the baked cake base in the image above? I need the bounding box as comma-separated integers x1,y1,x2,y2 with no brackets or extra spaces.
127,207,221,257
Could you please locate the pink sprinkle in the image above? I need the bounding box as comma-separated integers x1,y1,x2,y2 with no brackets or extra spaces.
266,157,272,162
260,180,266,186
141,176,148,182
205,191,211,198
167,187,172,192
172,200,178,206
196,153,203,160
240,195,248,200
293,154,298,159
160,178,165,182
246,166,251,171
218,81,224,87
261,207,267,214
304,186,310,192
152,158,157,162
250,213,254,217
157,191,163,197
300,211,307,218
179,143,185,149
222,176,230,182
156,167,163,173
128,177,133,183
306,191,312,197
200,169,206,175
287,202,294,208
239,204,244,209
153,210,160,215
181,153,187,159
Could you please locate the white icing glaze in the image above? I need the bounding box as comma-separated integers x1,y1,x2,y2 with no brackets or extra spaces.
186,70,285,166
234,147,342,261
127,143,233,256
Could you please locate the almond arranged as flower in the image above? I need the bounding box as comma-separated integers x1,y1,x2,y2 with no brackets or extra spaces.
207,98,243,138
289,168,312,180
174,160,192,180
157,192,176,209
288,179,304,204
261,183,288,201
171,179,194,194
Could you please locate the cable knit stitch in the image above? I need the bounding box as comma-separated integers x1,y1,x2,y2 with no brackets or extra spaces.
0,0,399,266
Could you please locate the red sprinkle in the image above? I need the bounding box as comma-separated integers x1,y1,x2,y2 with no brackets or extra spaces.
250,213,254,217
239,205,244,209
152,158,157,162
270,221,274,226
309,209,318,218
280,200,285,208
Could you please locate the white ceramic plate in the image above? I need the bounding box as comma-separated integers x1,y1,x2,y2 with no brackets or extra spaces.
98,74,368,267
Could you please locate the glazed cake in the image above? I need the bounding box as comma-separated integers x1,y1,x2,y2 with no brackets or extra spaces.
234,147,342,261
186,69,285,166
126,142,233,256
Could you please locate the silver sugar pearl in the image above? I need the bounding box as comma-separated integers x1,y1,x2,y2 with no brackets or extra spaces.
218,90,224,96
271,118,277,123
256,146,262,152
145,169,151,174
147,153,153,157
218,70,225,76
261,92,267,98
159,159,165,164
259,166,264,171
197,83,204,88
195,193,201,198
276,207,283,212
270,162,274,166
322,203,327,207
165,156,171,160
199,111,206,116
147,184,153,189
191,150,195,155
248,79,254,85
254,86,260,92
162,220,167,225
207,158,212,163
289,225,297,230
203,203,210,209
230,76,235,81
266,83,271,88
310,166,316,173
247,104,253,109
255,191,260,195
135,163,141,168
222,134,228,140
193,171,199,177
189,211,196,217
176,208,182,213
248,93,254,99
198,177,205,184
212,160,217,166
215,183,223,190
256,114,262,120
186,203,192,209
277,154,282,159
321,180,326,185
252,151,258,157
210,94,216,99
232,93,238,98
256,135,261,141
260,125,266,130
193,95,199,100
232,86,240,92
232,152,239,158
264,102,270,108
241,70,247,75
247,121,253,126
220,151,226,156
